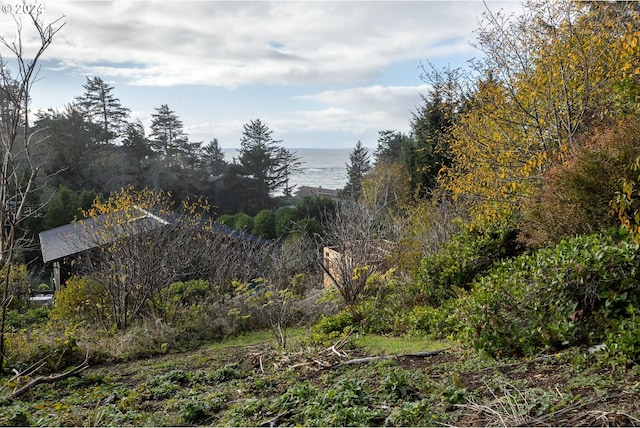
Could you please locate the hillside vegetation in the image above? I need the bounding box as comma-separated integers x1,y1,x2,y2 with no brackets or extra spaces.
2,1,640,426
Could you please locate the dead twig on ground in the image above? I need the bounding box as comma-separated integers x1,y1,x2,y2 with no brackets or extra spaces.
337,348,450,367
4,352,90,402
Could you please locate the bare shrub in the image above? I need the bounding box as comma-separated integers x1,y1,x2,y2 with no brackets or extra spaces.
321,202,396,311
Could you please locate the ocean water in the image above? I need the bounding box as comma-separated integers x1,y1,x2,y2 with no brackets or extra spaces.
224,148,350,192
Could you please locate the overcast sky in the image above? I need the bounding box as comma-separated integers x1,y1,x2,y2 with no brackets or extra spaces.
0,1,523,149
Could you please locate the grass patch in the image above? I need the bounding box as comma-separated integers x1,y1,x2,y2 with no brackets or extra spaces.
206,327,309,351
353,334,452,356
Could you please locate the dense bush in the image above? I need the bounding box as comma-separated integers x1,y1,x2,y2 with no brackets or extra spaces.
520,120,640,248
43,185,97,230
215,197,335,239
233,213,254,233
216,213,235,226
275,206,298,237
6,306,50,330
49,276,111,328
296,196,336,223
416,226,523,307
5,322,85,373
1,264,32,309
253,209,276,239
460,229,640,357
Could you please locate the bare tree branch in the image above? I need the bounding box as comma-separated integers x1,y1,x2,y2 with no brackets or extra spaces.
0,7,65,371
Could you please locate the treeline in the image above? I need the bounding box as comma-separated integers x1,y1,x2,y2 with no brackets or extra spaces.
28,77,303,221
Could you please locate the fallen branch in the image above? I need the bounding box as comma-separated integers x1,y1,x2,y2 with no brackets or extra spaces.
259,410,292,427
338,348,449,367
339,355,393,366
0,353,50,395
401,349,451,358
6,352,90,401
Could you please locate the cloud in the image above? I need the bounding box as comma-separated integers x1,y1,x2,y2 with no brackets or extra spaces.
296,84,430,130
1,1,519,88
185,83,431,147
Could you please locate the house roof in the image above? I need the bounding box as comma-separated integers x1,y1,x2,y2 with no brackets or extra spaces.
39,207,168,263
295,186,340,199
39,207,265,264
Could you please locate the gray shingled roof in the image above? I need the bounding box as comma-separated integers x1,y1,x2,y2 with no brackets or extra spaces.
39,220,96,263
38,208,168,263
39,207,267,264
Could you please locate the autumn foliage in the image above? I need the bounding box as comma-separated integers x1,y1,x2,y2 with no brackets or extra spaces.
440,1,640,228
520,120,640,247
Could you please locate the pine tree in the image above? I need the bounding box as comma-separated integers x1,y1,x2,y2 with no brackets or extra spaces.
341,141,371,201
149,104,191,163
407,64,463,198
75,76,130,144
374,130,411,165
121,121,154,188
273,147,303,197
200,138,228,176
234,118,298,196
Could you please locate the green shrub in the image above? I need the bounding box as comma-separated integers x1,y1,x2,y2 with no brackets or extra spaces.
6,306,50,329
216,214,235,226
288,217,323,240
233,213,254,233
314,311,356,335
160,280,210,310
295,196,336,223
275,206,298,237
253,209,276,239
401,300,463,339
5,323,85,373
300,311,356,348
1,263,31,309
461,229,640,356
416,226,523,307
604,305,640,368
49,276,110,327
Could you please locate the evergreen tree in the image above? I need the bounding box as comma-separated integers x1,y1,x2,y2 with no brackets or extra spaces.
33,105,101,191
273,147,303,197
74,76,130,144
408,64,464,198
149,104,188,160
199,138,228,176
341,140,371,201
374,130,412,165
230,118,297,207
122,121,154,188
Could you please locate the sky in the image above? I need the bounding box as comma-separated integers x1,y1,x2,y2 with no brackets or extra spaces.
0,0,523,149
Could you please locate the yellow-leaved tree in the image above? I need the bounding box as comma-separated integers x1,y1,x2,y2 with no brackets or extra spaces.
75,187,215,330
441,0,639,227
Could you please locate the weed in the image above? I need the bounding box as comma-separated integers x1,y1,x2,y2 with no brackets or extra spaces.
382,368,418,399
389,399,440,426
442,385,467,406
274,381,318,408
209,365,242,382
179,399,210,424
147,381,181,400
224,398,270,426
2,405,30,426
